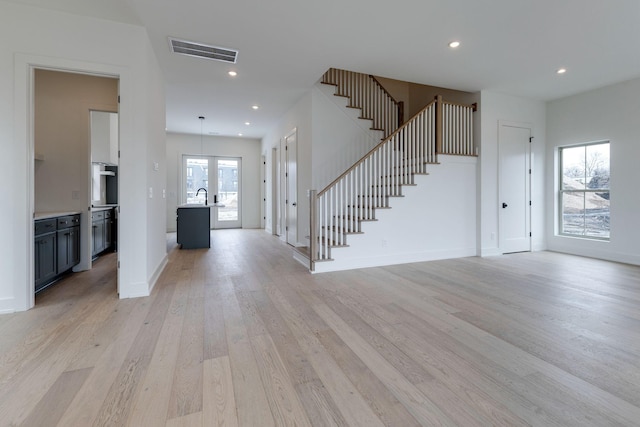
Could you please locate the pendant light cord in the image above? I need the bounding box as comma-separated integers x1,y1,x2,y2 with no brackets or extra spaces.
199,116,205,154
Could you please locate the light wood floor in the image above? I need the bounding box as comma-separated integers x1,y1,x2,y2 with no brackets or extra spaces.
2,230,640,426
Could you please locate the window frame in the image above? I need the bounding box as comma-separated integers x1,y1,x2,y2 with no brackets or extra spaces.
558,140,610,241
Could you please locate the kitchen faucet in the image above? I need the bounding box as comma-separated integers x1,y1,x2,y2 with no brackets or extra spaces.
195,187,208,205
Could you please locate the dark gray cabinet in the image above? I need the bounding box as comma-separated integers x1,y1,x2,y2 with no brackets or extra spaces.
176,206,210,249
35,219,57,292
57,215,80,274
35,214,80,293
104,209,113,250
92,209,114,257
92,211,105,257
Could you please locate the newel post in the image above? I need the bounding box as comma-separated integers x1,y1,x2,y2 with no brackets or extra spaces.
309,189,317,272
435,95,443,154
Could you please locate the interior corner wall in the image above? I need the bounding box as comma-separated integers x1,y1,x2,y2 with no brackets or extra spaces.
546,77,640,266
479,91,546,256
166,133,262,232
0,2,166,311
262,92,312,246
144,40,168,291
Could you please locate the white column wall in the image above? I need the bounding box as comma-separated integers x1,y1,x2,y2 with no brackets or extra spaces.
0,2,166,311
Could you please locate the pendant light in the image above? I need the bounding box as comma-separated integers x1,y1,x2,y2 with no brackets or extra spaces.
198,116,205,154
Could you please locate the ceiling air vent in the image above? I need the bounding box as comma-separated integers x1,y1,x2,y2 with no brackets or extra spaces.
169,38,238,63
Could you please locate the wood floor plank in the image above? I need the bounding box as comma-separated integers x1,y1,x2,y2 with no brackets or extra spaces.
249,288,348,427
55,296,153,426
19,367,92,427
167,254,205,420
2,230,640,426
126,266,192,426
313,302,457,426
165,411,203,427
221,276,275,427
316,328,422,427
203,356,238,427
265,284,386,427
250,333,313,427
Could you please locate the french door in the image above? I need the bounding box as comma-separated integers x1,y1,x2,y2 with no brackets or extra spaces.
183,155,242,229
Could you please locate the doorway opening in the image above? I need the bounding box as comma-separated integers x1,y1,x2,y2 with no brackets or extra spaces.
32,68,120,303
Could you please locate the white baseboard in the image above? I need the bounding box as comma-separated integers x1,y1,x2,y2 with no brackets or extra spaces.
147,254,168,295
313,247,476,274
0,297,15,314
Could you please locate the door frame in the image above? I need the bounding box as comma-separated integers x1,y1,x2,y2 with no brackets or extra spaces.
284,128,298,246
212,156,242,229
498,120,532,254
19,54,124,311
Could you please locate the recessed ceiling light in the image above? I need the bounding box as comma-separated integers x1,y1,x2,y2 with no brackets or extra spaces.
244,121,250,126
238,133,243,136
557,68,567,74
252,105,259,110
228,70,237,77
448,41,460,48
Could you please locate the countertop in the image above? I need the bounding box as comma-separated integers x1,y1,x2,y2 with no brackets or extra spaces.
177,203,225,208
92,205,117,212
35,211,82,220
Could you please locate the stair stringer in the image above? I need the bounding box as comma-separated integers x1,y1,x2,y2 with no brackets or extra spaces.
312,155,478,273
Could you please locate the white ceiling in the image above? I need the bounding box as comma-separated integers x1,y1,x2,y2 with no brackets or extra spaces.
8,0,640,138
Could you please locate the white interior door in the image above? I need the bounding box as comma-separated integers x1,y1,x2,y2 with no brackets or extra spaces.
285,129,297,246
213,157,242,229
499,123,531,253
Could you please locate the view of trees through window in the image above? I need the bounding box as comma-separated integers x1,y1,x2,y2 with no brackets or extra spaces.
560,141,610,239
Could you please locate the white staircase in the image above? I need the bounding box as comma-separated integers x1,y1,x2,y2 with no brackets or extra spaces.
307,68,477,272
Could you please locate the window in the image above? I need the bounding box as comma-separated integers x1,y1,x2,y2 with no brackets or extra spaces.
559,141,610,239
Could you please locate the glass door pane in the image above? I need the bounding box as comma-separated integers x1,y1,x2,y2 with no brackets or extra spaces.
185,157,209,204
213,157,241,229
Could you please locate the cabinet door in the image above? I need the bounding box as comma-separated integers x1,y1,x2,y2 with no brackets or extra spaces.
104,216,113,251
92,220,105,256
57,226,81,272
35,233,57,292
57,229,71,273
70,226,80,266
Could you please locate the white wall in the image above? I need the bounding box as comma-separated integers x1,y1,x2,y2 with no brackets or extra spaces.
262,93,313,246
144,43,168,290
314,156,477,272
166,133,262,232
546,78,640,266
312,82,384,189
479,91,546,256
0,2,166,312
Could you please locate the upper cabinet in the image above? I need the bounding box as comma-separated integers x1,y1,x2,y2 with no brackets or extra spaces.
90,111,118,165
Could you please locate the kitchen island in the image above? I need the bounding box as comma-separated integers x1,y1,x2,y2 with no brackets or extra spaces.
176,205,211,249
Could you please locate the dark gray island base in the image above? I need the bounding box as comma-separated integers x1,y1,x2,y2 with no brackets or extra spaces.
176,206,211,249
